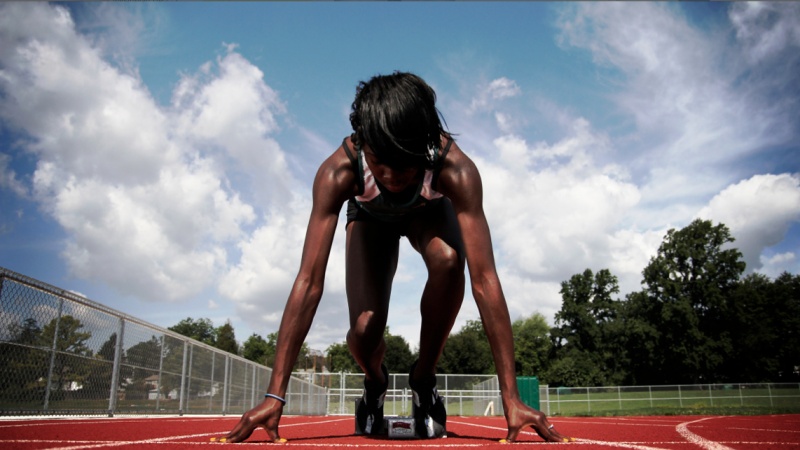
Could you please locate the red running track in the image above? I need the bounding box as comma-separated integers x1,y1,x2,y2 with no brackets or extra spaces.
0,414,798,449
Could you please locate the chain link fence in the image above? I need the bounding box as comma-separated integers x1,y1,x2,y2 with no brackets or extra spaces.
4,266,797,419
305,371,504,417
0,267,326,416
545,383,800,415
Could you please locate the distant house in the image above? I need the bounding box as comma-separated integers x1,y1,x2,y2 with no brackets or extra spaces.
142,375,177,400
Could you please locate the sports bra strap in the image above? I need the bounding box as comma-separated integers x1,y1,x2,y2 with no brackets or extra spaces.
342,138,365,196
431,137,453,190
342,137,357,165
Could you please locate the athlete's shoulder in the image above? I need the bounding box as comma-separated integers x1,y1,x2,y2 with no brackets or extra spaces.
434,138,482,205
314,137,359,199
439,138,479,178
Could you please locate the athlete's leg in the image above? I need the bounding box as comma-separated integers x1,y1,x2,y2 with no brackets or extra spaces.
345,218,400,383
405,199,466,381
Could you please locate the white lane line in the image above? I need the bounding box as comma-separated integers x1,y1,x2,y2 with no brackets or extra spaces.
676,417,734,450
39,418,353,449
43,432,223,450
448,419,668,450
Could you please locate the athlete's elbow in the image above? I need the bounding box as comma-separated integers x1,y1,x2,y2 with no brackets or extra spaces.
469,271,501,302
292,274,325,304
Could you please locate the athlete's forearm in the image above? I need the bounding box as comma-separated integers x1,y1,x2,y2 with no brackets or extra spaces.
472,275,521,405
266,277,324,396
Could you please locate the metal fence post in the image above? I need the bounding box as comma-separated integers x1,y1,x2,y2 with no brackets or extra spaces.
587,387,591,413
555,387,560,414
187,344,195,413
223,356,230,415
739,384,744,406
768,383,773,407
709,384,713,406
179,341,188,415
340,372,345,415
209,353,215,412
156,335,165,411
107,318,125,416
43,298,64,411
251,365,257,409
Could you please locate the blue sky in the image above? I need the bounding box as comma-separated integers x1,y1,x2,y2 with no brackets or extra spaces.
1,2,799,354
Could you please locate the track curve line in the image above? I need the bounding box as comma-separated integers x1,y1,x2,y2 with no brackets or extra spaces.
676,417,733,450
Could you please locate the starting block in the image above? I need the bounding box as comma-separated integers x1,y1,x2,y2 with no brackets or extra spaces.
356,416,447,439
354,399,446,439
385,416,418,439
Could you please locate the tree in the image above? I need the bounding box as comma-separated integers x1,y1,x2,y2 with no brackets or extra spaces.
215,320,239,355
242,333,271,365
39,315,93,397
96,332,118,361
124,336,162,400
548,269,626,386
633,219,745,384
383,327,415,374
439,320,492,374
2,317,46,401
771,272,800,381
618,290,660,385
326,341,358,373
84,332,119,399
511,313,552,378
169,318,216,346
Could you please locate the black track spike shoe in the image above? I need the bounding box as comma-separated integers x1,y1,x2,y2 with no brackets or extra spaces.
408,360,446,438
355,364,389,435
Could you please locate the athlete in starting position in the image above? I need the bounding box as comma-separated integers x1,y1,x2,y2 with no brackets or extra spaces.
221,72,571,443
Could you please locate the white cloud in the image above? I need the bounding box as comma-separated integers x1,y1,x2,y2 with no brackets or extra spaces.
729,2,800,64
218,196,350,348
697,173,800,273
443,1,800,330
557,2,795,204
469,77,521,113
0,3,284,303
473,117,644,319
759,252,798,279
0,153,28,198
0,2,342,350
172,48,293,210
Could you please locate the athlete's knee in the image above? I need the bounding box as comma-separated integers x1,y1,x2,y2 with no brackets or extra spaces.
349,310,385,342
427,243,465,277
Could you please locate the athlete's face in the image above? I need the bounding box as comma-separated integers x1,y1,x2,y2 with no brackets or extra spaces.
363,144,422,193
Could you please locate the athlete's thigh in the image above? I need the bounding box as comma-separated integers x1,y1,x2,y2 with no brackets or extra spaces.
345,219,401,326
405,198,465,266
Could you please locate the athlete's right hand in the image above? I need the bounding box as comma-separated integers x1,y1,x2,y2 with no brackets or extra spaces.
216,397,285,443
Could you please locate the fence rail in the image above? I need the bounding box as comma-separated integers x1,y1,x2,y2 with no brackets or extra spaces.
2,267,798,418
296,372,800,417
0,267,326,416
543,383,800,415
292,371,503,417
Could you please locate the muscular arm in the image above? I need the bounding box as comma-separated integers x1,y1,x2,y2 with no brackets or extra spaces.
436,142,520,403
222,145,356,444
266,146,355,397
438,141,571,443
221,147,354,444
